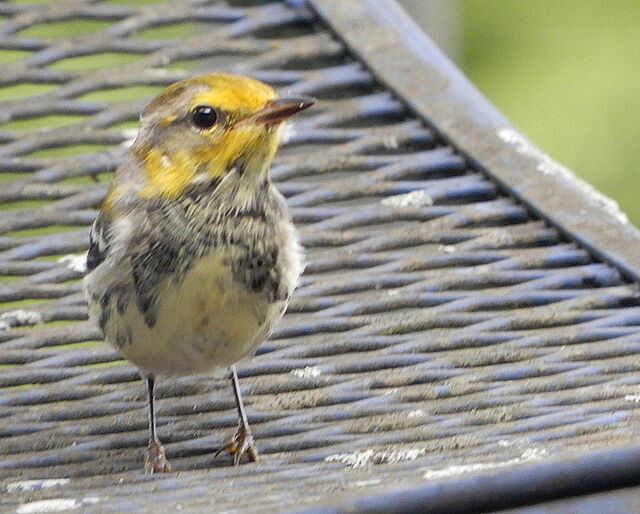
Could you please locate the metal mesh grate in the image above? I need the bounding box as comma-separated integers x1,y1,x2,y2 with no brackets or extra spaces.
1,1,640,512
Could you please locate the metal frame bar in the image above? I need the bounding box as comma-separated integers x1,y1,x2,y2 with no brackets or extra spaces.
309,0,640,283
302,444,640,513
306,0,640,511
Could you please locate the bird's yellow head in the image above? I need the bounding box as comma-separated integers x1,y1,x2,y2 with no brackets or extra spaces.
110,73,313,202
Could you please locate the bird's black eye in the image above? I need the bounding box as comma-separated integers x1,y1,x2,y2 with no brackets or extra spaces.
191,105,218,129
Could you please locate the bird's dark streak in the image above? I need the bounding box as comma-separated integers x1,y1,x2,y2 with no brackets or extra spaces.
184,175,222,199
116,328,132,348
130,182,286,327
86,215,111,271
116,289,130,315
234,206,267,221
98,305,110,332
86,243,104,271
234,161,246,177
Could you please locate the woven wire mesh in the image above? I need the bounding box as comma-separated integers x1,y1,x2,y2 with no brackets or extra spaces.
1,0,640,512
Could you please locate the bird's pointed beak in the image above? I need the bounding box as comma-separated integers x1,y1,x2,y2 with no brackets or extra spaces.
237,96,315,127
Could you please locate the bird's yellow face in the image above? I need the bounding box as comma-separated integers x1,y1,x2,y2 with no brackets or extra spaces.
107,73,312,205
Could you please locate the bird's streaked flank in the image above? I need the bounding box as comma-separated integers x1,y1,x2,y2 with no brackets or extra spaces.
84,73,313,473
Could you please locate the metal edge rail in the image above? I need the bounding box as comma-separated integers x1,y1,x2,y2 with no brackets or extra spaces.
301,443,640,514
308,0,640,284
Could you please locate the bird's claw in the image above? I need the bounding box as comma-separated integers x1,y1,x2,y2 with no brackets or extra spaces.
214,422,259,465
144,438,172,474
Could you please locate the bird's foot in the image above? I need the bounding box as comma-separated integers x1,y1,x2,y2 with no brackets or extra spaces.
144,438,172,474
214,421,259,465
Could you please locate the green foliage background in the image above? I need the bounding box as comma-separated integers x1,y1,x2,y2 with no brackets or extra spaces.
461,0,640,224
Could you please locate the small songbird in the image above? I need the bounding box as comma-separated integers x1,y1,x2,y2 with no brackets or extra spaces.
83,73,313,473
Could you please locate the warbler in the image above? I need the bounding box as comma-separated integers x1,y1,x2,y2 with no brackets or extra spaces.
83,73,313,473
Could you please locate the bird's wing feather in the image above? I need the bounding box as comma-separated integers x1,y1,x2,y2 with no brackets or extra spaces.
87,213,111,271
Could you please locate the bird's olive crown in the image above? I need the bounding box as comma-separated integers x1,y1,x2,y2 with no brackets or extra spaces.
140,73,277,135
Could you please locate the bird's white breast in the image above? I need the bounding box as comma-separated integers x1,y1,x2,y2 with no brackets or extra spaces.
95,251,288,376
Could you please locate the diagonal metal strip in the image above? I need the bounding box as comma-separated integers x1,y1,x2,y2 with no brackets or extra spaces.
0,0,639,512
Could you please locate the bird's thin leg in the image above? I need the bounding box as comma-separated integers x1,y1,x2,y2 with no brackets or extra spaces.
214,365,259,465
144,375,172,474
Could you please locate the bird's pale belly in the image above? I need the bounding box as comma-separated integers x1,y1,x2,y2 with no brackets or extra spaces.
100,253,285,376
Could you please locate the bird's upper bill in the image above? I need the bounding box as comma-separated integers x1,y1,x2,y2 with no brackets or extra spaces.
236,97,315,127
113,73,315,201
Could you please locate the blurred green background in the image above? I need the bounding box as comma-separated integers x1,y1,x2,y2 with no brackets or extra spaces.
462,0,640,224
402,0,640,224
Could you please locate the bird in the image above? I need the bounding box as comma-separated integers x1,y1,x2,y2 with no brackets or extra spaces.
83,73,313,473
